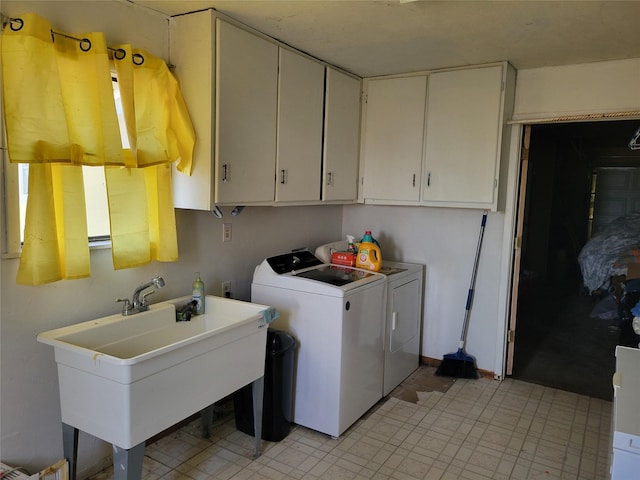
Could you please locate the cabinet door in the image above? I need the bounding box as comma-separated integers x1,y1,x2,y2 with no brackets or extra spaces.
275,48,325,203
422,65,504,206
215,19,278,205
170,10,215,210
323,68,361,202
361,76,426,204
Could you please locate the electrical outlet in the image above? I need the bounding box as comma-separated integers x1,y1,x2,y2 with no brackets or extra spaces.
221,281,231,297
222,223,232,242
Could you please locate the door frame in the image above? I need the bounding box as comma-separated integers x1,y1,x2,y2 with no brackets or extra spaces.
505,125,531,376
494,124,525,380
499,120,640,378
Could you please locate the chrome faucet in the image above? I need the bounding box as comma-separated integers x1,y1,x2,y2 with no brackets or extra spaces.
117,276,165,316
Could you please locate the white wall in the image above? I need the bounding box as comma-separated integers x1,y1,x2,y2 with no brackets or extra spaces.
1,0,170,54
513,58,640,122
342,206,507,374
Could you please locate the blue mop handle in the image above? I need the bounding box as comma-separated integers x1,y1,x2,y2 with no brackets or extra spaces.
459,211,488,347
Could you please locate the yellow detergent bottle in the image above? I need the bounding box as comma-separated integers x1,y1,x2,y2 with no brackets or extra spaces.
356,231,382,272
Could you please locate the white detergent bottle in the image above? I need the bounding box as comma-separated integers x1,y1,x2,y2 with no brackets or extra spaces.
192,272,205,314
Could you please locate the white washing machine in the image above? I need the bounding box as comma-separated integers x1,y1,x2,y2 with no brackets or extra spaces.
251,250,386,438
315,242,424,396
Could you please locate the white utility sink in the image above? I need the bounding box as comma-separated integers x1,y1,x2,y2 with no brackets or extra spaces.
38,295,271,458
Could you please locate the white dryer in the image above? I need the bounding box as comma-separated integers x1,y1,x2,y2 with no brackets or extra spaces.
380,261,424,395
315,242,424,396
251,250,386,438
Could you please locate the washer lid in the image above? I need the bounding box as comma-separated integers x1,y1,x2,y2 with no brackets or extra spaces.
266,250,323,274
296,264,378,286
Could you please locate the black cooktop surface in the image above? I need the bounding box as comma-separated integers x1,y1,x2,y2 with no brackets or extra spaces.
266,250,323,274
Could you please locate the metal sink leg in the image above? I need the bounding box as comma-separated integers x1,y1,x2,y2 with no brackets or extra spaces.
113,443,145,480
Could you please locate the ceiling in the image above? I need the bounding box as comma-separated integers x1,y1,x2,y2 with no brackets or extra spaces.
135,0,640,78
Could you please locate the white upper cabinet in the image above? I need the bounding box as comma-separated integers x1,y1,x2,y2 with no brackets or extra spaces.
360,75,427,204
170,10,361,210
359,63,515,211
172,12,512,211
422,64,507,209
215,19,278,205
275,48,325,203
323,68,361,203
170,10,215,211
171,12,278,209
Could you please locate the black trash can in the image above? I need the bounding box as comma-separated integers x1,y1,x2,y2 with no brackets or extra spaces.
234,328,296,441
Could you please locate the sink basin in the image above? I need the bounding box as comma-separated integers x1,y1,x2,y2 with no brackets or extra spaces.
44,302,178,361
38,295,271,450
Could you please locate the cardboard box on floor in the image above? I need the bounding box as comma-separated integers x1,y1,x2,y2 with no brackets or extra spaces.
0,460,68,480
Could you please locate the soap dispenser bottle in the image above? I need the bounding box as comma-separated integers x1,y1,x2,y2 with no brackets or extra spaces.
192,272,205,314
346,235,357,253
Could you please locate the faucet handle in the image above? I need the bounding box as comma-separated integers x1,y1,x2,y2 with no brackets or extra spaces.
141,290,156,307
116,298,132,315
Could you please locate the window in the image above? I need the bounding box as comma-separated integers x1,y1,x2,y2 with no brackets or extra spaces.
16,164,110,243
13,75,129,245
2,18,189,279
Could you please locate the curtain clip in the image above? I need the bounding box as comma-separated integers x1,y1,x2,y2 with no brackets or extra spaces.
3,16,23,31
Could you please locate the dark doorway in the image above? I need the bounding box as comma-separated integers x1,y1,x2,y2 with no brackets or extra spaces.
511,120,640,401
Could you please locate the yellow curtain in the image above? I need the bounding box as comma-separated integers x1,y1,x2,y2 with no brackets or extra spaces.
1,14,195,284
122,48,195,173
2,13,124,165
53,32,124,166
105,163,178,270
2,13,69,163
2,13,122,284
146,164,179,262
106,47,192,269
16,164,90,285
104,166,150,269
112,44,138,168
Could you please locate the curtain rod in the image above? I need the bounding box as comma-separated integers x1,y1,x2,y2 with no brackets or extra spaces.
3,15,145,65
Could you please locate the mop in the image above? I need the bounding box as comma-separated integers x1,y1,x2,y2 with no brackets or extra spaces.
435,211,488,379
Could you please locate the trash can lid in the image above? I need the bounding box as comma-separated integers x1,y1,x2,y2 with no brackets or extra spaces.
267,329,296,355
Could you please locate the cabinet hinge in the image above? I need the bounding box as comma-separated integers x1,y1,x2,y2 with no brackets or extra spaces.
362,92,368,104
507,329,515,343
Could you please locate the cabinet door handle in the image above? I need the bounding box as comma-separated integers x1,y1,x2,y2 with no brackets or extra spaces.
392,312,397,331
222,164,229,183
412,174,416,187
327,171,333,186
280,169,287,184
427,172,431,187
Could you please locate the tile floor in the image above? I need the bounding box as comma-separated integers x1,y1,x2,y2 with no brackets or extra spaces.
89,366,612,480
